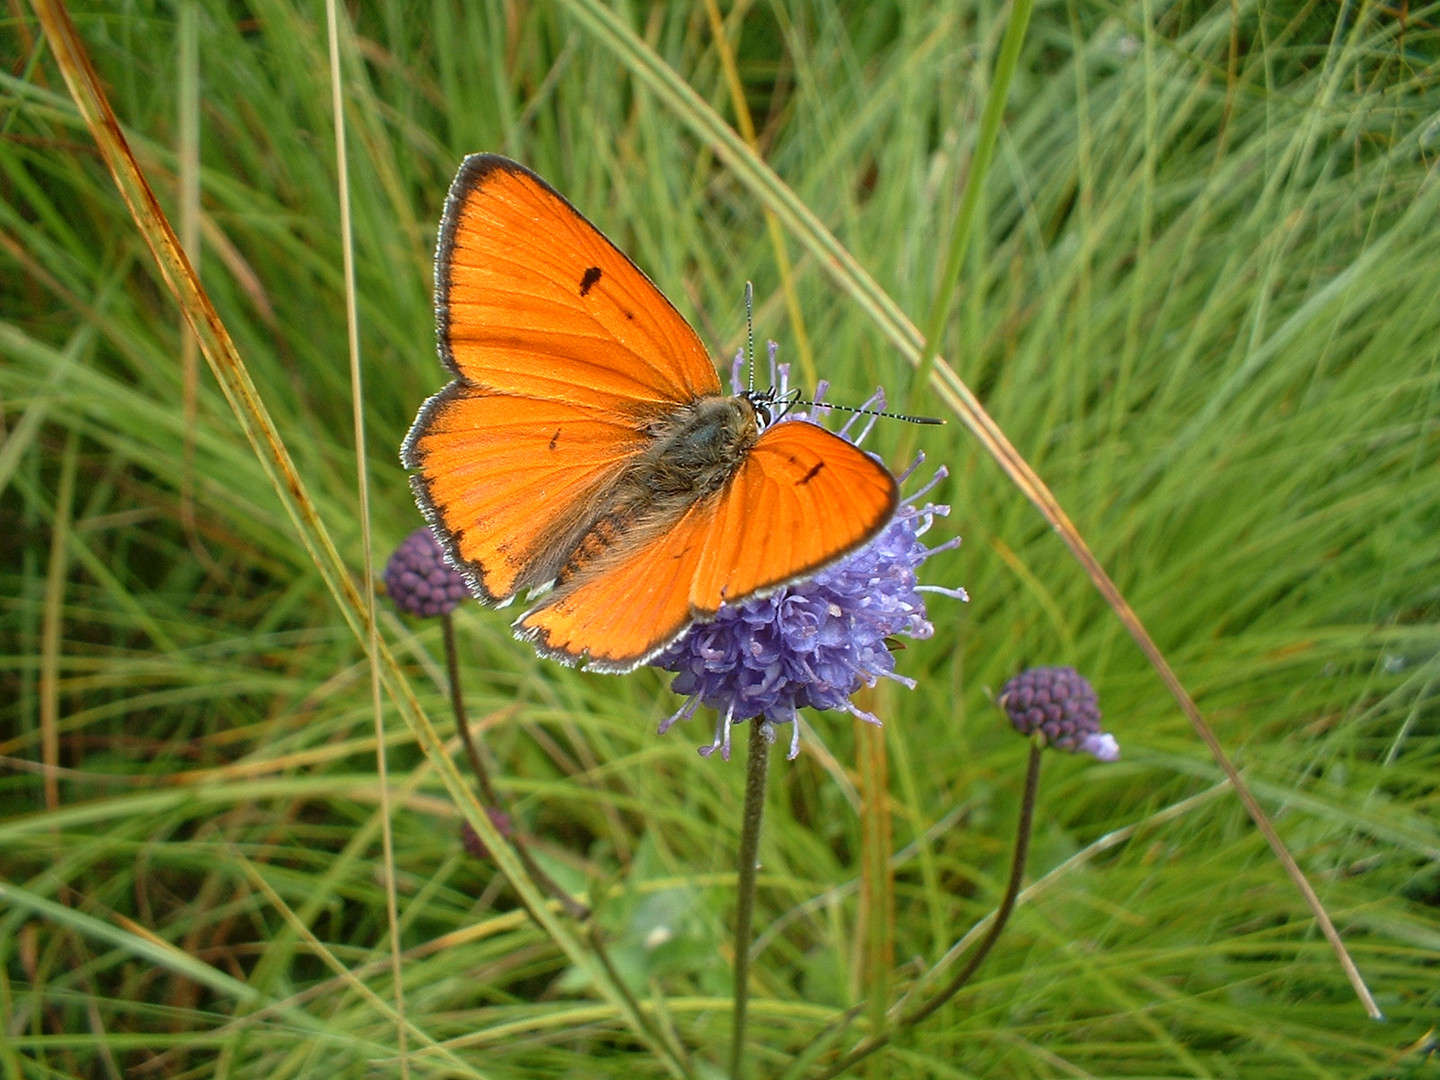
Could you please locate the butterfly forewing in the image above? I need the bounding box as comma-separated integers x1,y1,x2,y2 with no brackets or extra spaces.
435,155,719,406
405,154,722,603
691,421,898,603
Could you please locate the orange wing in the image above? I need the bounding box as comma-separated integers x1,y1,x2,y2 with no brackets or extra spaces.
434,155,718,406
404,384,646,600
516,421,899,672
404,154,721,602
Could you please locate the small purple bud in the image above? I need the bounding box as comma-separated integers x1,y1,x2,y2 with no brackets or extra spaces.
999,666,1118,761
385,527,469,618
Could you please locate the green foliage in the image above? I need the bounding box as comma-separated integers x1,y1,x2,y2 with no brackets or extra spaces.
2,1,1438,1077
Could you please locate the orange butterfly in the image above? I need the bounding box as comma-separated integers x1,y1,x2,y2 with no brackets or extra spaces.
403,154,898,673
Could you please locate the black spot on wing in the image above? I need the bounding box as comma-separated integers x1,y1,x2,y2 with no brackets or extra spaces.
797,462,825,486
549,428,561,451
579,266,602,296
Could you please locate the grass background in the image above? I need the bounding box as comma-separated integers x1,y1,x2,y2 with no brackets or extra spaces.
3,1,1439,1077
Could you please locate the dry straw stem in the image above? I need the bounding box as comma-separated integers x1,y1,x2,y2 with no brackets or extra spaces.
702,0,817,389
321,0,408,1073
29,2,689,1074
559,0,1379,1018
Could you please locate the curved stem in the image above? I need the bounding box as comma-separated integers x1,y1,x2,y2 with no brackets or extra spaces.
808,741,1043,1080
443,613,589,921
901,740,1040,1025
443,614,492,801
730,719,772,1080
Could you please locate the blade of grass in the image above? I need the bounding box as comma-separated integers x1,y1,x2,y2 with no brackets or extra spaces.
702,0,816,389
40,431,77,812
177,0,200,539
901,0,1035,430
231,848,486,1078
0,877,390,1053
324,3,409,1075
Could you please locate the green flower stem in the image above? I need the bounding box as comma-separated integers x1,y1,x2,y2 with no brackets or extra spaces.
730,718,773,1080
441,613,589,921
809,740,1043,1079
441,614,489,799
443,617,678,1067
901,738,1041,1025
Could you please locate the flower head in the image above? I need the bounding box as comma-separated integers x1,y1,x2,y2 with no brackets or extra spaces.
385,527,469,618
999,666,1118,762
652,354,965,761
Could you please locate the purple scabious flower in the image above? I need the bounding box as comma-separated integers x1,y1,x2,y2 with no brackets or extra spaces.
999,666,1118,762
652,353,966,761
385,527,469,618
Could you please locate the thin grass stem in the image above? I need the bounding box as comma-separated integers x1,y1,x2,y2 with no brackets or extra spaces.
730,719,772,1080
324,0,408,1071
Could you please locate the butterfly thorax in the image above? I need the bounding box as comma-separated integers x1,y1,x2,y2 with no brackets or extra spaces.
552,395,759,587
637,394,760,499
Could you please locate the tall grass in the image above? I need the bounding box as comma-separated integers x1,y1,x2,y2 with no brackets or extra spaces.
3,1,1438,1077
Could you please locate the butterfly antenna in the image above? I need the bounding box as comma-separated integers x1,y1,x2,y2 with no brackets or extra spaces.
800,398,944,426
744,281,755,395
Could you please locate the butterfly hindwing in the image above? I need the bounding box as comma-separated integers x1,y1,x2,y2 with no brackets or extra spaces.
515,420,898,671
514,497,725,672
404,384,646,601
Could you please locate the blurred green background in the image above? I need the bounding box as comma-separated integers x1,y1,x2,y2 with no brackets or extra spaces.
2,1,1438,1077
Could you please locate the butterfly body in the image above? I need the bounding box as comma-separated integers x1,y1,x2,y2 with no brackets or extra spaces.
404,154,898,672
633,393,761,500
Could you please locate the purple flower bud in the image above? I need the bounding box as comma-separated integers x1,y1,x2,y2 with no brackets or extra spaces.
999,666,1118,762
385,527,469,618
